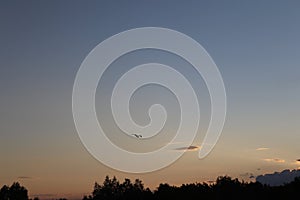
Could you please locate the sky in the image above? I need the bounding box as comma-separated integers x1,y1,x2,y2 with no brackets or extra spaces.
1,0,300,199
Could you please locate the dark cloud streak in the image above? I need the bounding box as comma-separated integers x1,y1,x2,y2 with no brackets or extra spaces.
174,146,199,151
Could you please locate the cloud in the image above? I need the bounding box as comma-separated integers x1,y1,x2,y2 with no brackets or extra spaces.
240,172,255,179
205,180,216,184
31,194,55,198
173,145,200,151
256,147,269,151
263,158,285,163
17,176,32,179
256,169,300,186
291,160,300,166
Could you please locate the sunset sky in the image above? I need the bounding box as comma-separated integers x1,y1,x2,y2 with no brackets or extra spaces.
1,1,300,199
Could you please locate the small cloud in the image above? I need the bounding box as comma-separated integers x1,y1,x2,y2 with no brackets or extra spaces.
291,160,300,165
240,172,250,177
17,176,32,179
240,172,255,179
205,180,216,184
174,145,200,151
263,158,285,163
31,194,55,198
256,147,269,151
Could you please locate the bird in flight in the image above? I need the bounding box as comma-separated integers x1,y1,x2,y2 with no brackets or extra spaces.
132,134,142,138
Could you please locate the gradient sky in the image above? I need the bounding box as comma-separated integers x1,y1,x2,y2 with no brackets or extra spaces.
1,0,300,199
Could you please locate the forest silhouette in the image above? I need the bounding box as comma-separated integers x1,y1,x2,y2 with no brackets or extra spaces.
1,175,300,200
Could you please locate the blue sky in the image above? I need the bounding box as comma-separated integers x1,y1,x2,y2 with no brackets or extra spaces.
0,0,300,199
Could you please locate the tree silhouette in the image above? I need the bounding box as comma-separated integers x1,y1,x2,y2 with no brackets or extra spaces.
1,175,300,200
92,176,121,200
0,185,9,200
0,182,28,200
89,176,152,200
213,176,243,199
83,175,300,200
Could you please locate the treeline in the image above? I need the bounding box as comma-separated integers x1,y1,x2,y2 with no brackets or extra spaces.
83,175,300,200
0,182,28,200
0,182,65,200
1,175,300,200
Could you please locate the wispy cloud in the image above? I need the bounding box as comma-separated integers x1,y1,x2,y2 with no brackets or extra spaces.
263,158,285,163
31,194,55,198
291,159,300,166
173,145,200,151
256,147,269,151
205,180,216,184
240,172,255,179
17,176,32,179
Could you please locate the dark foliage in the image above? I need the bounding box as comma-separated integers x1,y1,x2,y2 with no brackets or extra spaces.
84,175,300,200
1,176,300,200
0,182,28,200
82,176,152,200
